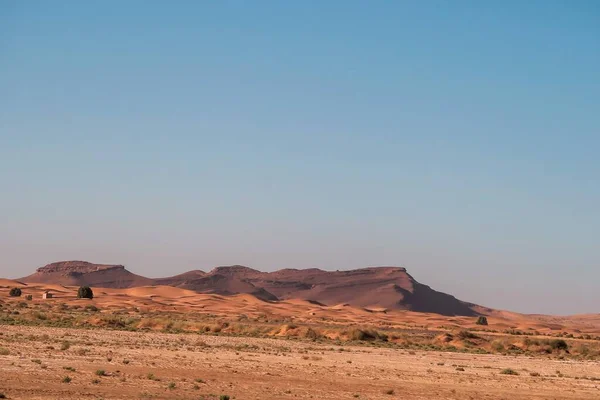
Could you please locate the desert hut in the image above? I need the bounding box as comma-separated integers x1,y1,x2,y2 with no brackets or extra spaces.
42,290,53,299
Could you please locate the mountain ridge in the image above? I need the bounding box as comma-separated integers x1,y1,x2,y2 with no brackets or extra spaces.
20,261,477,316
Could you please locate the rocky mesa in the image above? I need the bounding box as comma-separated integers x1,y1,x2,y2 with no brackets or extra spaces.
21,261,153,288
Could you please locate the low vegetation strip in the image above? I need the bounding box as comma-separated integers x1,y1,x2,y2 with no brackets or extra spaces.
0,299,597,360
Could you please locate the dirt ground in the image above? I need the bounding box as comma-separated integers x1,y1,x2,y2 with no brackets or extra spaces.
1,325,599,400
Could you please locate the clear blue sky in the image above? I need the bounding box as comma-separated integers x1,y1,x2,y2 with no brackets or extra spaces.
1,1,598,315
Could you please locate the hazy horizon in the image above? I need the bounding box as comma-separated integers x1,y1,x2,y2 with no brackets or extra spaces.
1,1,598,315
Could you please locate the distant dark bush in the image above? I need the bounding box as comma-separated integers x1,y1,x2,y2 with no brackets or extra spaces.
550,339,568,351
77,286,94,299
9,287,22,297
25,295,33,301
476,316,488,326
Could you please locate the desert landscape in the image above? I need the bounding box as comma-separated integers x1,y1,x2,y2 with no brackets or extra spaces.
1,262,599,399
4,1,597,398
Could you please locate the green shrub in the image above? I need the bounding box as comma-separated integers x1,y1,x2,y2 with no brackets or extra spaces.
25,295,33,301
147,373,159,381
62,376,72,383
476,316,488,325
77,286,94,299
220,396,230,400
9,287,22,297
500,368,519,375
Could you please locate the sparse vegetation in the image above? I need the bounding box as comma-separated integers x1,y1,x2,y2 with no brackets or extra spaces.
147,373,159,381
9,287,22,297
0,316,598,399
62,376,72,383
500,368,519,375
476,316,488,325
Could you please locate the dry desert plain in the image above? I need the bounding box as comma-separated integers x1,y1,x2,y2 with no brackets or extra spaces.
1,280,600,399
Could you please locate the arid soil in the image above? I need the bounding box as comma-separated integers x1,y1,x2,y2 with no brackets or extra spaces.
1,279,600,399
1,325,599,400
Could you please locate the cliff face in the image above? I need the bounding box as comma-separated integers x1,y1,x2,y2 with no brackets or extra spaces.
19,261,477,316
35,261,126,275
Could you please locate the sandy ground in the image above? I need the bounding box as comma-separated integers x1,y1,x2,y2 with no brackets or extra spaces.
1,325,599,400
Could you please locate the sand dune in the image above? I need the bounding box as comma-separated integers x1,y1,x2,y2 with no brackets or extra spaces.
0,278,25,287
119,286,200,298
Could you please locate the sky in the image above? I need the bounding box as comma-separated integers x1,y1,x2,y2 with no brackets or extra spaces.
1,1,598,315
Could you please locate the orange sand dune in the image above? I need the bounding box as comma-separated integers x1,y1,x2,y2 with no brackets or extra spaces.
117,285,199,298
0,278,26,287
